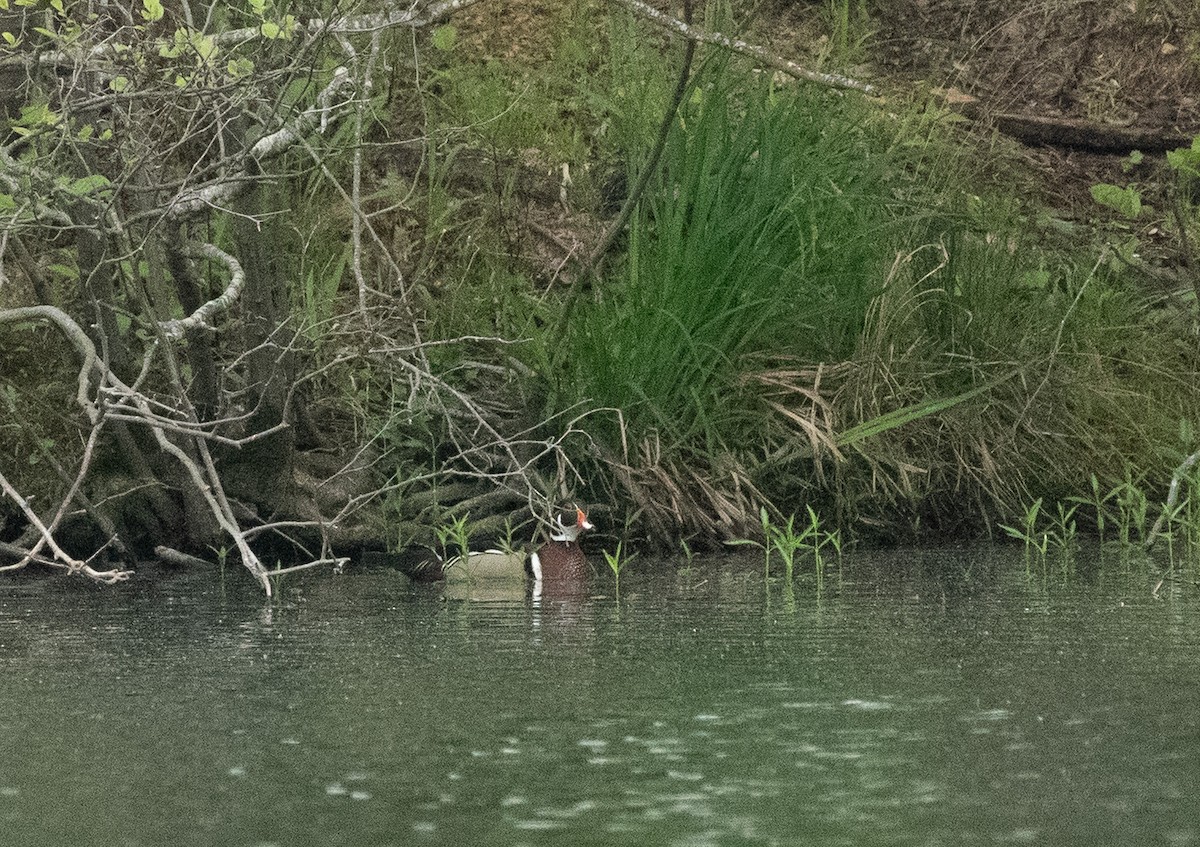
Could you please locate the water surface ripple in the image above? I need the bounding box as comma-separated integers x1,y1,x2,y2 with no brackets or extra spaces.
1,545,1196,846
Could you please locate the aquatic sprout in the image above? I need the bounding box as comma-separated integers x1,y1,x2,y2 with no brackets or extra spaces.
727,506,775,578
1113,472,1150,547
1048,501,1079,554
210,544,229,577
1067,473,1111,544
603,541,634,596
678,538,697,573
434,513,473,571
768,512,808,582
999,498,1047,555
730,505,839,587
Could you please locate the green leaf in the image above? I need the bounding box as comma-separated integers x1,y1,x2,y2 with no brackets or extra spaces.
159,27,215,61
16,101,58,129
227,57,254,78
1166,136,1200,180
49,262,79,280
109,75,130,92
997,524,1030,542
836,371,1020,449
260,19,280,39
2,31,18,47
1089,182,1142,220
141,0,164,22
248,0,267,15
68,174,112,197
159,30,183,58
193,32,216,60
0,193,16,211
431,24,457,52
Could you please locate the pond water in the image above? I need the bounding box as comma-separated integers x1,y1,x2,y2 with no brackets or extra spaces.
1,545,1197,846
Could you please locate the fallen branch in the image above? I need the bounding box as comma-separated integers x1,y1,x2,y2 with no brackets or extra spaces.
155,546,213,569
607,0,877,95
936,90,1191,153
990,111,1190,153
263,558,349,577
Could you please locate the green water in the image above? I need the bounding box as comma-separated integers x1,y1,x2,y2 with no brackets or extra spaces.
1,546,1197,846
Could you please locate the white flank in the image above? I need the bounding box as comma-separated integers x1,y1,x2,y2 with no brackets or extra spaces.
529,551,543,582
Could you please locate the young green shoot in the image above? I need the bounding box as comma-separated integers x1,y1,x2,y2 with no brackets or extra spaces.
209,544,229,580
1067,473,1110,544
1160,495,1187,565
768,512,810,582
603,541,633,596
1048,501,1079,554
678,537,697,573
999,498,1048,556
1114,474,1150,547
803,506,842,589
434,512,473,569
498,516,519,557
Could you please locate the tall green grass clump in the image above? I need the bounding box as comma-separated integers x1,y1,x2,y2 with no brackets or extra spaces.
558,64,893,537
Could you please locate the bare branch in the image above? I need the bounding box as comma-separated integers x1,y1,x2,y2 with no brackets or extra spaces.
0,467,133,583
0,304,272,593
0,305,101,422
0,1,488,71
165,68,356,221
158,243,246,338
607,0,878,95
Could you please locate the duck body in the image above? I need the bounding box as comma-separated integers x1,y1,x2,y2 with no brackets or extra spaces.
529,507,594,586
443,549,527,583
439,549,529,601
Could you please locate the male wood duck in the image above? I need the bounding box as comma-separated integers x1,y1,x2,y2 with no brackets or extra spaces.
528,506,594,585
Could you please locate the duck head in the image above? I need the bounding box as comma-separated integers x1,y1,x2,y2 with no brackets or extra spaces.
549,506,594,543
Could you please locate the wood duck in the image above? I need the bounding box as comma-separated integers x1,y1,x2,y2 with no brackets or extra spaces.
528,506,594,585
